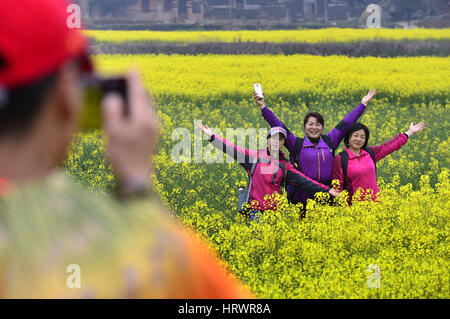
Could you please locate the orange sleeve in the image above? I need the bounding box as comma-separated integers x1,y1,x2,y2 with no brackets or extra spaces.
170,228,254,299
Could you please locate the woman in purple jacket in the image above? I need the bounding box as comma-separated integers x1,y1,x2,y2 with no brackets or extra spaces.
253,89,376,212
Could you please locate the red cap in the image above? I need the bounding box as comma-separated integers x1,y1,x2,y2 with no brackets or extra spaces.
0,0,93,89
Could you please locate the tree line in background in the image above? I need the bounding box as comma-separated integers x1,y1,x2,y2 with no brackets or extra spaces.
86,0,448,25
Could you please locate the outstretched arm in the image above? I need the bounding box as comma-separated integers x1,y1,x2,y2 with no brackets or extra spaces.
327,89,376,149
371,122,425,162
197,122,257,171
285,162,340,197
253,92,296,153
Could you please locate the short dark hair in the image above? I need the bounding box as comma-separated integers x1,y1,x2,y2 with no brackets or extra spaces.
0,72,57,138
304,112,324,128
344,122,370,149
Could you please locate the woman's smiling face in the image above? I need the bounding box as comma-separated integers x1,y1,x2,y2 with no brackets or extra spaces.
304,116,323,139
268,134,285,153
348,129,366,150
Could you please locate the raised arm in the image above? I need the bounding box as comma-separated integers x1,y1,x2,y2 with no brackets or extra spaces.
327,89,376,149
253,92,296,153
371,122,425,162
285,162,340,197
197,122,257,170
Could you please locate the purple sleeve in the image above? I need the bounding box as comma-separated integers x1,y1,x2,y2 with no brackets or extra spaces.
261,106,297,153
327,103,366,149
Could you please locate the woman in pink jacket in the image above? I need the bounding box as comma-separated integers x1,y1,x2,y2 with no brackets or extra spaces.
198,122,340,220
332,121,425,204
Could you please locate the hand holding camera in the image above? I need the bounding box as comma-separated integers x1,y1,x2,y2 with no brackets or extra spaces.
102,71,159,194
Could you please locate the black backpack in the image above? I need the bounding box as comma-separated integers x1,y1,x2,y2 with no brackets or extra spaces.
339,148,376,190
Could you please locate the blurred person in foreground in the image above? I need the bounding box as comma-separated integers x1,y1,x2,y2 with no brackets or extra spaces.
0,0,250,298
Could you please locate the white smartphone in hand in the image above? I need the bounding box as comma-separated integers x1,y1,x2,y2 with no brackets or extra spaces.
253,83,263,99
